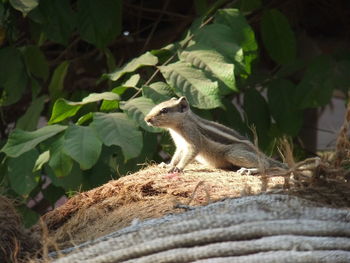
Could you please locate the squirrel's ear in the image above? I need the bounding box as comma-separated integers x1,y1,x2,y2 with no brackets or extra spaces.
178,97,189,112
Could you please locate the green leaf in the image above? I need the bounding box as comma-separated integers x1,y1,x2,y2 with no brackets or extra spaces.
48,61,69,102
106,52,158,81
267,78,303,136
17,205,39,228
124,74,140,87
49,92,120,124
49,136,73,177
33,150,50,172
332,59,350,93
295,55,333,108
0,47,27,106
42,184,65,206
194,0,208,15
159,62,222,109
214,9,257,73
91,112,143,160
261,9,296,65
180,44,236,91
194,24,243,64
34,0,76,45
16,95,46,131
237,0,261,13
63,125,102,170
9,0,38,16
77,112,94,125
77,0,122,48
120,97,162,133
243,89,271,149
142,82,174,104
7,149,39,195
82,92,120,103
215,9,257,53
46,162,83,191
22,45,49,81
2,125,67,157
49,99,82,124
215,98,246,135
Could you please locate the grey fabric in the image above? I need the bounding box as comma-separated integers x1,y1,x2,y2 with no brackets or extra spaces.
53,194,350,263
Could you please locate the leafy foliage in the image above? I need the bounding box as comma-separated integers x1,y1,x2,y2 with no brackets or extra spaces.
1,1,349,226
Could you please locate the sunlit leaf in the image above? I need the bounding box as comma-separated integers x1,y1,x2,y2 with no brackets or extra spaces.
49,92,120,124
9,0,38,16
159,62,222,109
106,52,158,81
142,82,174,104
180,44,236,91
33,150,50,172
120,97,162,133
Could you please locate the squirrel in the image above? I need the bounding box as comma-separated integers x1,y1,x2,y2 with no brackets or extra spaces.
144,97,288,173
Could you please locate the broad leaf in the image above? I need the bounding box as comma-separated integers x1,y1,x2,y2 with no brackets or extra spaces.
22,45,49,81
243,89,271,149
295,55,333,108
194,24,243,64
49,92,120,124
48,61,69,101
215,98,246,136
77,0,122,48
159,62,222,109
2,125,67,157
142,82,174,104
46,162,83,191
237,0,261,13
214,9,257,73
261,9,296,65
7,149,39,195
0,47,27,106
124,74,140,87
33,150,50,172
16,95,46,131
180,44,236,91
106,52,158,81
92,112,143,160
267,78,303,136
49,136,73,177
63,125,102,170
34,0,76,45
120,97,161,133
9,0,38,16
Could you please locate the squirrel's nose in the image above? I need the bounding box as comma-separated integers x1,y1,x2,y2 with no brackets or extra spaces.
144,115,153,123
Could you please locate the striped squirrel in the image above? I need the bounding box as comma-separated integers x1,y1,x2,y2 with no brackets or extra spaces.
145,97,287,173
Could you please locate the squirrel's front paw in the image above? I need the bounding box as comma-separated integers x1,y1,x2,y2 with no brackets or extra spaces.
168,167,183,173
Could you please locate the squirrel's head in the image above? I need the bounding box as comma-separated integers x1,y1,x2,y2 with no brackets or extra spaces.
144,97,190,128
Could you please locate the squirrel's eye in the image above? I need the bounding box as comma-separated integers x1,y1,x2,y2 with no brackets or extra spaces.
160,108,168,114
